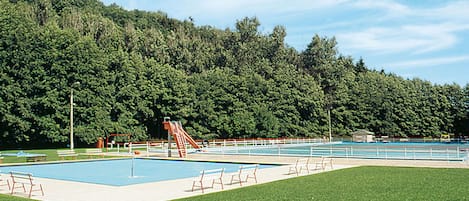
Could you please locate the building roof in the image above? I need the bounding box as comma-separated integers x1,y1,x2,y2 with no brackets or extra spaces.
351,129,375,135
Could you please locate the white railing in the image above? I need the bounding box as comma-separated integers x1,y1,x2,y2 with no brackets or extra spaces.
306,146,465,161
138,138,469,161
205,138,324,148
201,139,468,161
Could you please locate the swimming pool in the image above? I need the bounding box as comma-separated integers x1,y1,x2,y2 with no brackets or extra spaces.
212,142,469,161
0,159,275,186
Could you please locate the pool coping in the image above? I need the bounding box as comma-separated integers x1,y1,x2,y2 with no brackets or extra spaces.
1,157,282,187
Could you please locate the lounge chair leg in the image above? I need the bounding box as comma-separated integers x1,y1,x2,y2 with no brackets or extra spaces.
10,183,15,195
29,185,33,198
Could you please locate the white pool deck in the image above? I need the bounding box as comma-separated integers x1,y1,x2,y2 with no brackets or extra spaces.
1,153,468,201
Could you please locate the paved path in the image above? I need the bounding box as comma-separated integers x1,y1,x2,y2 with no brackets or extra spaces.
1,153,468,201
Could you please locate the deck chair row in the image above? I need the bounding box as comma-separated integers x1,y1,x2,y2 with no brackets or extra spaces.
192,164,259,193
288,157,333,176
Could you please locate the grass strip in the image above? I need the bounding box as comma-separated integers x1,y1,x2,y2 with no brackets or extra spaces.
176,166,469,201
0,194,35,201
0,148,130,164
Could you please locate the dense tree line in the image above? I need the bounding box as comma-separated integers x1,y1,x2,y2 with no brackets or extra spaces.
0,0,468,148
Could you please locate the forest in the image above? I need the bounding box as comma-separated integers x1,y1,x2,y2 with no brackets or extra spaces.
0,0,468,148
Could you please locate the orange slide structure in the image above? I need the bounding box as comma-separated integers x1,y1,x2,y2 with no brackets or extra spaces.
163,120,201,158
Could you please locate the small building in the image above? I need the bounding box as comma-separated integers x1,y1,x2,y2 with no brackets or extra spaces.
440,133,451,143
351,130,375,143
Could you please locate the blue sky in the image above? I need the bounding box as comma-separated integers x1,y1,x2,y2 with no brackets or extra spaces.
100,0,469,86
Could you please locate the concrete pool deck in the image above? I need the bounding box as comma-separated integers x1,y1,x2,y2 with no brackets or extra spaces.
1,153,468,201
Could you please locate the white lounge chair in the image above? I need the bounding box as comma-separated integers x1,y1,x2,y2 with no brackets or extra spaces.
10,171,44,198
192,168,224,193
230,164,258,186
0,170,10,190
312,156,333,171
288,158,309,176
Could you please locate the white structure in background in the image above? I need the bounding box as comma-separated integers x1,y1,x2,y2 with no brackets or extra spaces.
351,130,375,143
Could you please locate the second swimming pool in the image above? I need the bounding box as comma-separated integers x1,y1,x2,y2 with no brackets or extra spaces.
0,159,275,186
213,142,469,161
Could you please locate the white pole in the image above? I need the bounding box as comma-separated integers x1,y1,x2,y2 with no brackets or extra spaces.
328,109,332,143
131,154,135,178
70,88,74,150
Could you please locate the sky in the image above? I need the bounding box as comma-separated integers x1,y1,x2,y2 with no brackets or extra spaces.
100,0,469,86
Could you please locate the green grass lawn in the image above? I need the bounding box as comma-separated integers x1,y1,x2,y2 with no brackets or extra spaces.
0,148,131,164
176,166,469,201
0,194,36,201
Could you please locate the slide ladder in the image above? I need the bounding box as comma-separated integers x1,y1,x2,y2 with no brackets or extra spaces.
176,121,201,150
172,122,187,157
163,120,201,158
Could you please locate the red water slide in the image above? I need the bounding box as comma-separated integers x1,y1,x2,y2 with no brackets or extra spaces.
163,120,201,157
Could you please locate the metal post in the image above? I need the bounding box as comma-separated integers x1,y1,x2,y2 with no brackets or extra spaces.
131,155,135,178
328,109,332,143
167,128,172,157
69,82,79,150
70,88,74,150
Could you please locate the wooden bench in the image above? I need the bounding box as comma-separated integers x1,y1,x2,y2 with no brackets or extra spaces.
10,171,44,198
230,164,258,186
80,149,105,158
288,158,310,176
192,168,224,193
57,150,78,160
25,155,47,162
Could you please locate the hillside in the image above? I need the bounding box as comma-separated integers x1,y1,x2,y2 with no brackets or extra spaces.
0,0,468,148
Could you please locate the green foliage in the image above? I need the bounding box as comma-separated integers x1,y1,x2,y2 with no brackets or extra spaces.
177,166,469,201
0,0,468,149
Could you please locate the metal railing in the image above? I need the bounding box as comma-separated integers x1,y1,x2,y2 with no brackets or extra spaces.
138,137,469,161
202,139,469,161
307,146,467,161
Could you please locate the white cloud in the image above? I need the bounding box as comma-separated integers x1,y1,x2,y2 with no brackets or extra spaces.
193,0,348,13
420,1,469,21
331,1,469,55
176,0,350,23
336,21,469,55
386,55,469,69
126,0,137,10
352,0,410,15
337,27,426,54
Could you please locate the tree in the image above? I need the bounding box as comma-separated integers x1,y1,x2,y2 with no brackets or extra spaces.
1,0,467,149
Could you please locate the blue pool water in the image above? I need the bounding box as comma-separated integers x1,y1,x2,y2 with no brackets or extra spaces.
217,142,469,161
0,159,275,186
